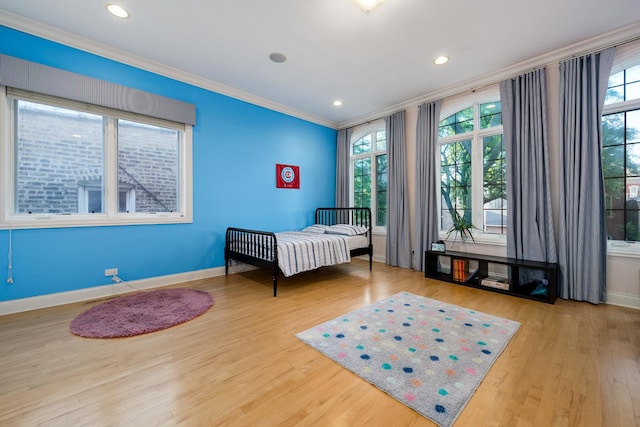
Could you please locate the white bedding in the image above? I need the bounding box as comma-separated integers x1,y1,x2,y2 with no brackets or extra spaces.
275,231,357,277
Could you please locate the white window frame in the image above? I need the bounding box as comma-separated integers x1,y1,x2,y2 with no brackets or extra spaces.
350,121,386,234
602,85,640,256
0,87,193,229
437,89,505,245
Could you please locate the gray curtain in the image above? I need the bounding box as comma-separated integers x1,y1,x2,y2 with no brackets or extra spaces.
558,47,616,304
385,110,411,268
335,128,352,208
500,69,557,264
412,101,442,271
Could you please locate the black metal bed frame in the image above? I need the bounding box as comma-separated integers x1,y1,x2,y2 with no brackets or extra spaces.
225,207,373,296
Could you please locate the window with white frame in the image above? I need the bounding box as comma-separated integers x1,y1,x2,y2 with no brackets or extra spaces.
437,97,505,239
1,90,192,228
602,57,640,242
350,124,387,229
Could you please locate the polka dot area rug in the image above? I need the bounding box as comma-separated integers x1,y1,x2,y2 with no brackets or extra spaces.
296,291,520,427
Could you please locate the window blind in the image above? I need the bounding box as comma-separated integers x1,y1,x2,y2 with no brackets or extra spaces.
0,54,196,125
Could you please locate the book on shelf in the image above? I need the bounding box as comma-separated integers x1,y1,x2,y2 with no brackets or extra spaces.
481,276,510,290
452,259,469,281
464,268,480,283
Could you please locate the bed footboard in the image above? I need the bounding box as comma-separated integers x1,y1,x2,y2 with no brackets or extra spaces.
225,227,280,296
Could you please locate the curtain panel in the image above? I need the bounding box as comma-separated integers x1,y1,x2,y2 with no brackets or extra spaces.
500,68,557,264
557,47,616,304
385,110,411,268
335,128,352,208
412,101,442,271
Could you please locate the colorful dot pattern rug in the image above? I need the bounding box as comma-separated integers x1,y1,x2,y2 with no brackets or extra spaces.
296,291,520,427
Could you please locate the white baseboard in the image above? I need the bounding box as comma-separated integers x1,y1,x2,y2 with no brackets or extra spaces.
606,291,640,310
3,262,636,315
0,263,257,316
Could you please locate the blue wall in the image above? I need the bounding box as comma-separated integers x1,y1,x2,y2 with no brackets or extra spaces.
0,26,337,301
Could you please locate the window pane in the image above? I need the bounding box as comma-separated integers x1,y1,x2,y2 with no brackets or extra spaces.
457,107,474,123
440,140,472,227
627,143,640,176
482,134,506,234
441,166,457,189
484,209,507,234
609,71,624,87
376,130,387,151
117,120,180,213
627,65,640,83
440,108,474,136
480,102,502,129
602,113,625,147
627,81,640,102
604,178,626,209
480,102,501,116
455,121,473,134
440,143,456,166
14,100,104,214
353,157,371,208
606,210,626,240
483,135,504,160
376,154,387,227
605,86,624,104
440,114,455,126
352,134,371,155
627,110,640,143
455,140,472,163
602,146,625,178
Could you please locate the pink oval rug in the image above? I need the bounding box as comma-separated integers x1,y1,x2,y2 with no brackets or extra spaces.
70,288,214,338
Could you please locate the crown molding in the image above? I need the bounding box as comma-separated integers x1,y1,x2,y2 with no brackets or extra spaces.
339,22,640,129
0,11,338,129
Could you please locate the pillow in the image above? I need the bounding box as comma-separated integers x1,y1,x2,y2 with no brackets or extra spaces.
325,224,368,236
301,224,327,234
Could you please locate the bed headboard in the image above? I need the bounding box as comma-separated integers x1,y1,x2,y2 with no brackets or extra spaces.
315,207,372,230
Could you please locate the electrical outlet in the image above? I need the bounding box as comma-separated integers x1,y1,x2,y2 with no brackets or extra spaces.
104,268,118,276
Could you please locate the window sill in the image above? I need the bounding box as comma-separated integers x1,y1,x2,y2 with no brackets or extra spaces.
1,213,192,230
607,241,640,258
439,232,506,247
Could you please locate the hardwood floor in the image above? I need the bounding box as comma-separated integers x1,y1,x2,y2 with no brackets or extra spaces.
0,260,638,426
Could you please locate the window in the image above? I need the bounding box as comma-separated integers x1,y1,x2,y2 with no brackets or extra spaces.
1,90,192,228
438,98,505,239
602,63,640,242
351,124,387,229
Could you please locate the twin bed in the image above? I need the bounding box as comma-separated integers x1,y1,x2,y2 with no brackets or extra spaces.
225,207,373,296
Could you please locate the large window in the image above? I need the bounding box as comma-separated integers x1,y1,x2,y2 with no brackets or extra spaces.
351,125,387,229
438,98,505,239
603,63,640,242
1,90,192,228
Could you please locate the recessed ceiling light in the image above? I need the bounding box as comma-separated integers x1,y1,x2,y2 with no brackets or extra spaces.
434,56,449,65
333,100,343,107
269,52,287,63
106,4,129,18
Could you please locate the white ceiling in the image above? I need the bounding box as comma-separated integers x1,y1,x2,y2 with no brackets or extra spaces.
0,0,639,128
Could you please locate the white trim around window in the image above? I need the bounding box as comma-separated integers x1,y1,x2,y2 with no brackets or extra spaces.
437,88,506,245
0,87,193,230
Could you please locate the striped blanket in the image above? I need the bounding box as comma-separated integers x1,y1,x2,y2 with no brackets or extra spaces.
276,231,351,277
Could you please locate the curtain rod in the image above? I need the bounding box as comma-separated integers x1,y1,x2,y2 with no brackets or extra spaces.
341,32,640,131
347,109,406,130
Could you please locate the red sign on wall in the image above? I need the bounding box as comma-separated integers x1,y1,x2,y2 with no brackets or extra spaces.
276,164,300,189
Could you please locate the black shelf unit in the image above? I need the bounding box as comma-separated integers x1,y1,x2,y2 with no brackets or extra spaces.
425,250,558,304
